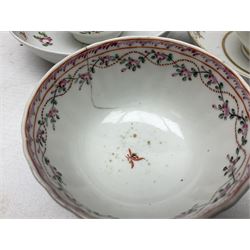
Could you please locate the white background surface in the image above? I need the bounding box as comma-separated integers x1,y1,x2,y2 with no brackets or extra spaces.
0,31,249,218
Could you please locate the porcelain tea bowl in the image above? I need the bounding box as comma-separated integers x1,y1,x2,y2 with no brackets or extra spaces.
22,36,250,218
71,31,122,44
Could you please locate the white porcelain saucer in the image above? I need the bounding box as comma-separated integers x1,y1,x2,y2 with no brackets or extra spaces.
189,31,250,78
11,31,167,64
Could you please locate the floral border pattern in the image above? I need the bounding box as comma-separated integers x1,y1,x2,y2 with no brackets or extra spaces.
33,32,53,46
24,38,250,218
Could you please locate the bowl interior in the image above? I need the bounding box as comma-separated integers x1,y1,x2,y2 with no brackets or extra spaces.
24,38,250,218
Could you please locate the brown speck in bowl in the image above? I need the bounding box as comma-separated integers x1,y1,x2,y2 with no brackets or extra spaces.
109,159,112,163
133,133,137,138
180,179,183,182
112,153,115,156
147,140,151,145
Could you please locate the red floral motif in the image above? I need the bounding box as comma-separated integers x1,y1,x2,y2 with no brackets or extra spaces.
120,57,141,72
241,123,248,138
152,51,172,63
58,79,68,89
33,32,53,46
79,72,92,82
99,55,118,66
42,37,52,44
207,74,218,84
47,107,59,118
125,148,145,169
77,72,93,90
172,64,192,80
212,100,230,119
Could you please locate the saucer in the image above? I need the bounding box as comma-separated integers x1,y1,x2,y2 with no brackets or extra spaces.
189,31,250,78
11,31,167,64
241,45,250,60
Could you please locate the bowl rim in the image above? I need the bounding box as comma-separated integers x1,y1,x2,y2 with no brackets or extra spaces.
10,31,167,57
21,35,250,218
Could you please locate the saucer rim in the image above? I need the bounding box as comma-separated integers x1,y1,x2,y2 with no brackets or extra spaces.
188,31,250,79
10,31,167,56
